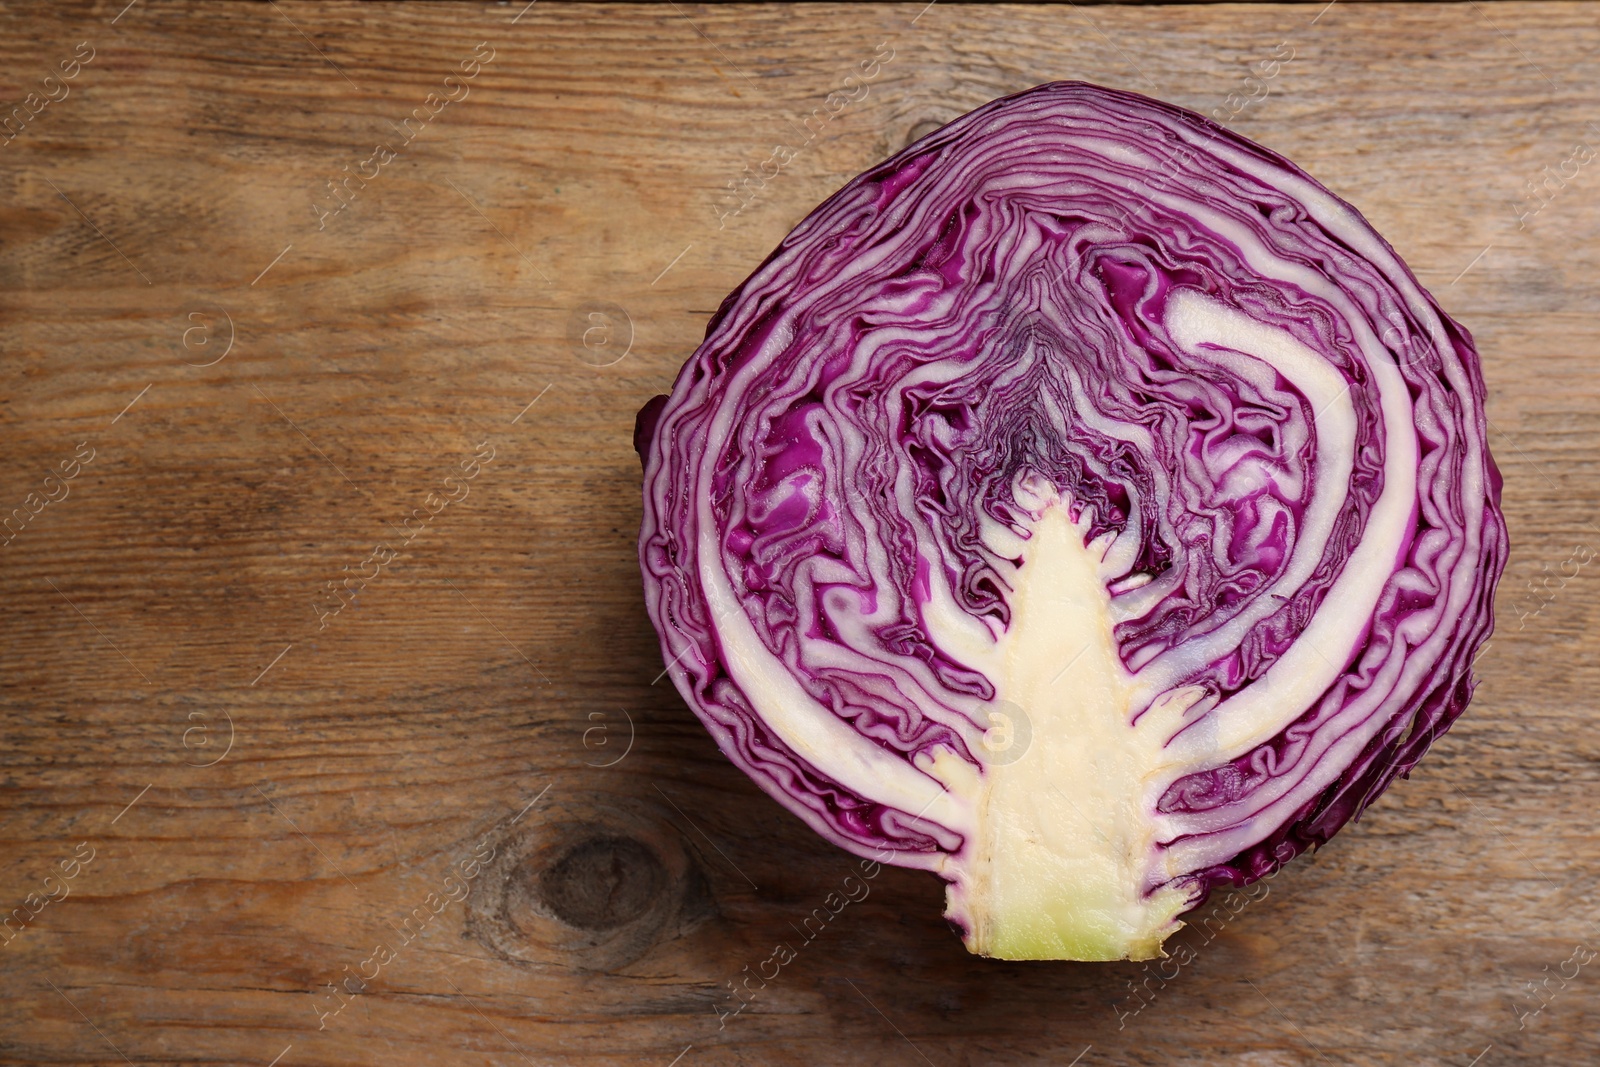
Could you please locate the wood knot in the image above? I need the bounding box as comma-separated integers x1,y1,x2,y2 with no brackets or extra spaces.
903,118,948,151
465,806,715,971
536,836,664,931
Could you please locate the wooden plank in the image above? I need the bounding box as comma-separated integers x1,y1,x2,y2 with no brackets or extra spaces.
0,2,1596,1065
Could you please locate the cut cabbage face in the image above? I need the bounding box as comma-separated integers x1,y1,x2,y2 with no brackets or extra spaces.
637,81,1507,960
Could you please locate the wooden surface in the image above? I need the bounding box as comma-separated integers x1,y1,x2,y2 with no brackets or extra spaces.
2,2,1599,1065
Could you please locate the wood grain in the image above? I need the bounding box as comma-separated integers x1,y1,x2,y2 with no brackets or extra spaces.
1,2,1598,1065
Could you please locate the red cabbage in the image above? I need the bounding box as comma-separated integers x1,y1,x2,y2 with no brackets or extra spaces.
636,81,1507,961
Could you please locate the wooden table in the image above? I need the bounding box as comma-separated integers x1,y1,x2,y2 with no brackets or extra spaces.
2,2,1597,1064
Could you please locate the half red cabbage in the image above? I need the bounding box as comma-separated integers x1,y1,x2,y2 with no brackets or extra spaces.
636,81,1506,961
